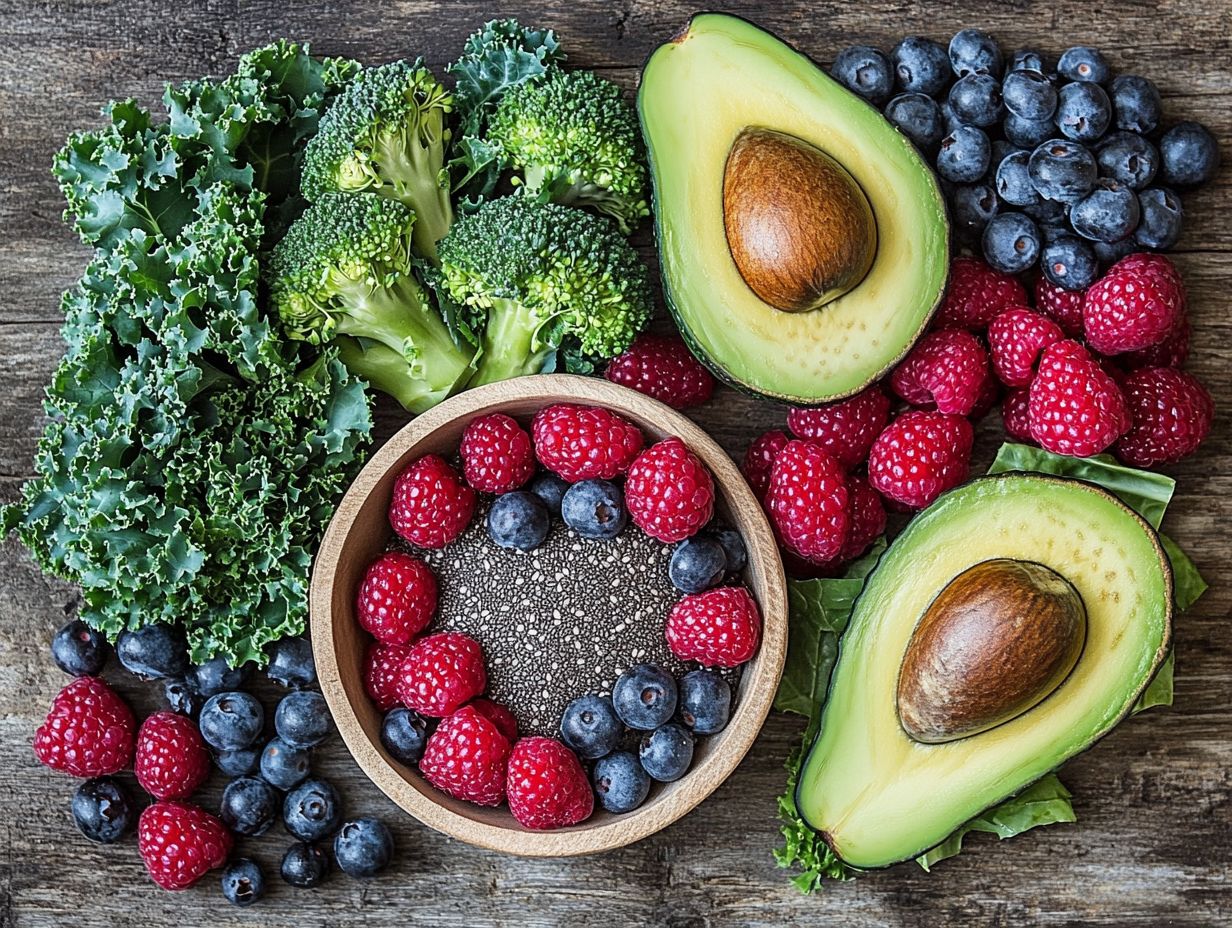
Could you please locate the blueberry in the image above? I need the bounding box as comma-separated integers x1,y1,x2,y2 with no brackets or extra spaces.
214,745,261,777
982,212,1041,274
333,818,394,877
939,99,963,134
528,472,569,517
639,722,694,782
1029,139,1097,203
1002,69,1057,121
561,693,623,759
884,92,945,149
221,858,265,907
1097,132,1159,190
1041,235,1100,290
1010,48,1051,76
891,36,951,96
947,73,1003,127
115,623,189,680
191,656,253,697
1070,179,1141,243
668,537,727,594
830,45,893,104
164,677,203,717
1003,111,1056,150
1108,75,1161,135
561,479,627,540
1092,237,1139,267
281,842,330,888
1056,82,1111,143
266,635,316,689
678,669,732,735
51,619,110,676
711,527,747,574
1135,188,1184,250
950,181,999,240
949,29,1002,78
612,664,677,731
1038,220,1073,244
990,140,1021,172
1023,195,1069,225
936,126,990,183
275,690,330,749
261,738,312,790
380,708,430,765
199,691,264,751
995,150,1040,207
1057,46,1110,84
220,776,280,837
486,490,550,552
1160,122,1220,188
71,776,133,844
284,778,342,842
592,751,651,814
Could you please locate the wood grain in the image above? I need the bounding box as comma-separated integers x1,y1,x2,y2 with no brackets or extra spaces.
1,1,1230,926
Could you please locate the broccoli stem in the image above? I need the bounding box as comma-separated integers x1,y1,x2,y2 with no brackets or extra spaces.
335,336,460,414
373,124,453,264
467,297,555,387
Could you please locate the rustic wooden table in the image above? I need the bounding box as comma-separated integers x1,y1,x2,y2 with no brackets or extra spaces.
1,2,1228,925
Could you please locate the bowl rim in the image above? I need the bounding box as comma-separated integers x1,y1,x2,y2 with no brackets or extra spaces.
311,374,788,856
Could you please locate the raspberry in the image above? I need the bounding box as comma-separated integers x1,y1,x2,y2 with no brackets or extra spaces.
137,801,232,890
987,307,1064,387
868,411,973,510
532,404,644,482
1002,387,1034,443
891,329,989,415
765,440,849,563
1028,340,1131,457
666,586,762,667
505,737,594,830
624,437,715,543
389,454,476,549
786,386,890,469
33,676,134,778
1083,254,1186,355
397,632,487,718
838,475,887,563
935,256,1028,330
741,429,790,499
459,413,536,493
419,705,510,806
969,365,1002,420
134,711,210,800
468,697,518,742
1121,315,1191,370
1034,277,1086,337
604,333,716,409
356,551,438,646
364,641,411,712
1114,367,1214,466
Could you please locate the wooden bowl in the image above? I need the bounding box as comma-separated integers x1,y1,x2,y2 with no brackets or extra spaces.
311,374,787,856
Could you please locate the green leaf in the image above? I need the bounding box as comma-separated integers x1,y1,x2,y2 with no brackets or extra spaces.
1161,534,1208,612
1134,651,1175,714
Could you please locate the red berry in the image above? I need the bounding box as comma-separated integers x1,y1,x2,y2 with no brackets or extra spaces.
364,641,411,712
459,413,536,493
891,329,989,415
1034,277,1086,337
987,307,1064,387
1083,253,1186,355
1114,368,1214,467
935,257,1028,330
134,711,210,801
666,586,762,667
1028,340,1131,457
1121,315,1191,370
838,475,887,563
389,454,476,549
397,632,487,718
33,676,134,778
419,705,510,806
468,697,519,742
624,437,715,543
741,429,790,500
786,386,891,469
137,801,232,890
766,441,849,563
868,411,973,510
1113,252,1185,288
356,551,437,646
604,333,716,409
1002,387,1034,443
532,404,644,482
969,364,1002,421
506,737,594,830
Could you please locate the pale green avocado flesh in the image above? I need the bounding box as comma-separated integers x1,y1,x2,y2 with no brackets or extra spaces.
638,13,949,404
797,474,1172,869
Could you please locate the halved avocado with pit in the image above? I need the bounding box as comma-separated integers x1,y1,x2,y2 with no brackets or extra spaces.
638,14,949,404
796,474,1173,869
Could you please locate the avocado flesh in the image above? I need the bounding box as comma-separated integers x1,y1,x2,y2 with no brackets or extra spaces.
638,14,949,404
797,474,1172,869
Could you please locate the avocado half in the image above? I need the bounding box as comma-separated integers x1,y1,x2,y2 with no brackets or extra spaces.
638,14,950,405
797,473,1173,870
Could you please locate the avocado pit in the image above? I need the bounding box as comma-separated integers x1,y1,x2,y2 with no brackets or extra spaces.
896,559,1087,744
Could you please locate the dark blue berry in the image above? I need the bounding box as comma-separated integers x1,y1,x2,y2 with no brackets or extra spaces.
990,140,1021,172
639,722,694,782
711,527,747,574
830,46,893,104
380,708,429,765
199,691,264,751
220,776,280,837
1135,188,1184,250
71,776,133,844
1160,122,1220,188
528,472,569,517
1010,48,1050,76
561,693,623,759
1041,235,1099,289
592,751,651,814
936,126,990,183
995,150,1039,206
1056,82,1111,143
561,479,627,540
115,623,188,681
669,537,727,594
284,778,341,842
164,677,203,717
274,690,330,749
1003,112,1055,149
214,745,261,777
486,490,550,552
678,670,732,735
1057,46,1110,84
950,181,999,240
1038,220,1073,244
949,29,1002,78
982,212,1041,274
884,92,945,149
612,664,677,731
266,636,316,689
1029,139,1097,203
260,738,312,790
939,99,963,133
221,858,265,907
891,36,951,96
948,73,1003,127
1002,69,1057,121
1108,76,1161,135
1097,132,1159,190
1092,237,1138,266
1070,179,1141,243
333,818,393,877
1023,195,1069,225
191,656,253,697
281,842,329,888
51,620,110,677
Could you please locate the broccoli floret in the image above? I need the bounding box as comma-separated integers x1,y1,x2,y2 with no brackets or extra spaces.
487,69,650,233
268,191,474,412
302,60,454,262
436,196,652,386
